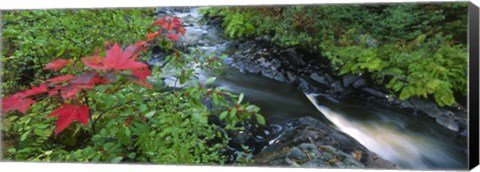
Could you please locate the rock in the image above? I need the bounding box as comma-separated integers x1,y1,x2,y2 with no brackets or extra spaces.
361,87,386,98
252,116,398,169
435,115,460,132
298,78,311,92
273,73,289,83
409,98,443,118
286,71,298,83
282,48,306,66
331,81,345,94
352,79,366,89
245,62,262,74
309,73,330,88
342,74,361,88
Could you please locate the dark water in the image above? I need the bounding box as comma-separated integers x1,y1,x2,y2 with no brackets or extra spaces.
156,7,468,170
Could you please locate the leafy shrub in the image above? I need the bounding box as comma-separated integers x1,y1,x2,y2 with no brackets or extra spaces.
1,12,265,165
202,3,468,107
1,9,155,95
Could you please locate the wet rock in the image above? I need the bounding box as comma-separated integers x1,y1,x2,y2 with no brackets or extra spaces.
352,78,366,89
282,48,306,66
298,78,312,92
435,115,460,132
286,71,298,83
361,87,386,98
309,73,330,88
409,98,443,118
252,117,398,169
273,73,289,83
342,74,361,88
331,81,345,94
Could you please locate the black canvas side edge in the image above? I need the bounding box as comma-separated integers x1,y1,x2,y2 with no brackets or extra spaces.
468,1,479,170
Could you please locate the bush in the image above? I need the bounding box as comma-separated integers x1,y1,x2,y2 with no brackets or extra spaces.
202,2,468,107
1,11,265,164
1,9,156,95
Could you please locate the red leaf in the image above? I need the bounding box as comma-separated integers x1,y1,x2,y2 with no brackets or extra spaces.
61,85,79,99
168,23,175,31
1,93,35,114
125,42,147,61
23,84,48,97
152,18,167,27
102,43,148,70
47,75,75,83
47,104,89,135
166,33,179,42
172,17,181,27
81,55,107,70
132,67,151,81
44,59,74,71
177,27,186,35
88,74,110,85
146,31,161,42
48,86,61,97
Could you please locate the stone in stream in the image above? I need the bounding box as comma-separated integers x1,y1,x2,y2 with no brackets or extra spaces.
361,87,387,98
409,98,443,118
309,72,330,88
252,116,398,169
435,115,460,132
342,74,361,88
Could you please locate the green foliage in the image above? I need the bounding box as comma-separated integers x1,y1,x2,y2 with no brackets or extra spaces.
204,2,468,107
1,9,156,95
2,10,266,165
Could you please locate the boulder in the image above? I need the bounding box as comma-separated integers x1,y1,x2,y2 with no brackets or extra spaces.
409,98,443,118
309,73,330,88
342,74,362,88
361,87,387,98
435,115,460,132
282,48,306,66
252,116,398,169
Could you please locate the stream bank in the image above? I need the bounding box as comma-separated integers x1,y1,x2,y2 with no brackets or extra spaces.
152,7,468,170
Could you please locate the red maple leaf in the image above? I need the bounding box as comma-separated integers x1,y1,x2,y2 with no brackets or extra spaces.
47,104,89,135
58,72,98,99
146,31,161,42
125,42,147,61
152,18,167,27
22,84,48,97
1,93,35,114
44,59,74,71
81,55,107,70
172,17,181,28
102,43,148,70
132,67,151,81
47,75,75,83
1,84,49,114
166,33,180,42
177,27,186,35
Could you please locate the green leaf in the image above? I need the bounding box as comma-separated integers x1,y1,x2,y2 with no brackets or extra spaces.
230,108,237,118
111,157,123,163
7,148,16,153
144,111,156,118
255,114,266,125
219,111,228,120
20,131,31,141
237,93,244,104
205,77,217,85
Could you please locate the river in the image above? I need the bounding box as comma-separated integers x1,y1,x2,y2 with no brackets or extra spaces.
152,7,468,170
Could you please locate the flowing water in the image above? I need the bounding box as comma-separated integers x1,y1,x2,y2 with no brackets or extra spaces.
154,7,468,169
